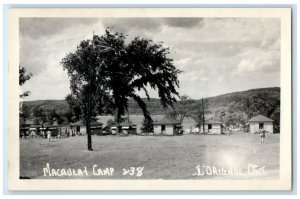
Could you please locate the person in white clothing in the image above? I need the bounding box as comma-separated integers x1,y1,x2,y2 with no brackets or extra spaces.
47,129,51,142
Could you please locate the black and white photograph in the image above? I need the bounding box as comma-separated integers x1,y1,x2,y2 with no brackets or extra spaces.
8,8,292,190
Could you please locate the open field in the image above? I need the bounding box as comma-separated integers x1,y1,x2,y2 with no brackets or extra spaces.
20,133,280,180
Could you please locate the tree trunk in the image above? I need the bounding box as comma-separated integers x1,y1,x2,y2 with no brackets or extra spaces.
87,121,92,151
117,107,122,124
87,75,93,151
87,31,94,151
131,94,152,122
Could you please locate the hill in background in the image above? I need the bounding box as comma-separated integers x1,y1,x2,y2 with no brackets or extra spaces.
23,87,280,116
22,87,280,131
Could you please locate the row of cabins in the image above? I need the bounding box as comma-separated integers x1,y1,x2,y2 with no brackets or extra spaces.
21,114,274,136
20,120,103,137
151,115,274,135
20,121,62,137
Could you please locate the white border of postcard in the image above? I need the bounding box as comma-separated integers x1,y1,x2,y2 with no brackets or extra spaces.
8,8,291,191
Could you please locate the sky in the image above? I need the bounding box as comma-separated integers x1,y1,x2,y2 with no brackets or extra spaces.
20,17,280,101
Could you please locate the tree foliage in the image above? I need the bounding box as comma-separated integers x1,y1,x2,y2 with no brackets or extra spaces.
140,118,154,134
61,31,116,124
61,28,181,124
189,99,209,127
65,94,82,122
32,106,47,124
106,119,116,126
19,66,33,128
242,91,280,132
31,106,71,125
19,66,33,98
19,103,30,127
167,95,195,123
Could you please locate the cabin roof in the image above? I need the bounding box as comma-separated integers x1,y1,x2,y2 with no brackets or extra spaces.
111,121,136,127
205,120,224,124
154,117,181,125
72,120,102,126
249,115,273,122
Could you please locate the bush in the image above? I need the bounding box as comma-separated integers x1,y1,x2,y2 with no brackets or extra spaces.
140,118,154,134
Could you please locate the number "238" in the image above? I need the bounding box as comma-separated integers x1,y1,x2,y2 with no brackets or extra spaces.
122,167,144,177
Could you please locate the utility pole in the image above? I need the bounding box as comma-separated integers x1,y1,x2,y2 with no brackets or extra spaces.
202,98,205,133
87,31,94,151
127,109,130,123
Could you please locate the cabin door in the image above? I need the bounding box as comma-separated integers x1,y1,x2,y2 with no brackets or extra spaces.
208,124,212,133
161,125,166,134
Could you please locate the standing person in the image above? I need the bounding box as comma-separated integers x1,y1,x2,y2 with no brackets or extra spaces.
20,131,24,139
259,129,266,144
67,128,70,137
62,129,66,138
46,128,52,142
70,124,74,136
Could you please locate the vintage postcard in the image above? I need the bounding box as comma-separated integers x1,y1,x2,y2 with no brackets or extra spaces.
8,8,292,190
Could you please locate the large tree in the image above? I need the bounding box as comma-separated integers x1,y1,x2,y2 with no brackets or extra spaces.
95,30,181,123
61,32,115,150
61,29,181,150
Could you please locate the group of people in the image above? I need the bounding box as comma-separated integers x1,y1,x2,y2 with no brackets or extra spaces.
186,127,201,134
21,129,52,142
40,129,52,140
20,125,78,141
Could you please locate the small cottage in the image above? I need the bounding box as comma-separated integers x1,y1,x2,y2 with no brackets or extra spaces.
72,120,102,135
204,120,224,134
249,115,273,134
127,114,164,134
153,117,181,135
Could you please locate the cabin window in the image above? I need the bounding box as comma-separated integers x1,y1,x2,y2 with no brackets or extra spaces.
208,124,212,129
259,123,264,129
161,125,166,131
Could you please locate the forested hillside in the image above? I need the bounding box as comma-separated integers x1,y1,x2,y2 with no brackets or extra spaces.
21,87,280,132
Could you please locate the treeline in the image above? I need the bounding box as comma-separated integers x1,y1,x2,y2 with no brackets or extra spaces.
21,87,280,132
211,88,280,132
20,100,73,126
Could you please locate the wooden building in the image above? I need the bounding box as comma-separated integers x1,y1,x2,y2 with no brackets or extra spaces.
72,120,102,135
249,115,274,134
153,117,181,135
204,120,225,134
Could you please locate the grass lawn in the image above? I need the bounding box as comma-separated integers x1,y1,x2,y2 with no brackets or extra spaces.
20,133,280,180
